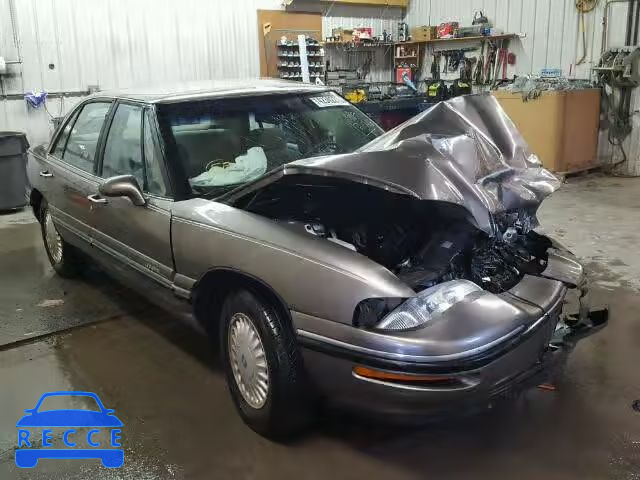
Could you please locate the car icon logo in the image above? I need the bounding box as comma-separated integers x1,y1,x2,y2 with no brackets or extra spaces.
15,391,123,468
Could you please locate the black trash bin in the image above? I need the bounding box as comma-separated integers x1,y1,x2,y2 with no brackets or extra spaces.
0,131,30,210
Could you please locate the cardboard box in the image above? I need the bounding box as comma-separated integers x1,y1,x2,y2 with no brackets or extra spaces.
353,27,373,40
410,26,436,42
492,89,601,173
331,28,353,42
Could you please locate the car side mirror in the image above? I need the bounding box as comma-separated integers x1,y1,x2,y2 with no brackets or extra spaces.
99,175,146,206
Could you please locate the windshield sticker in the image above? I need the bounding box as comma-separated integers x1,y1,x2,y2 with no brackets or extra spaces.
309,92,350,108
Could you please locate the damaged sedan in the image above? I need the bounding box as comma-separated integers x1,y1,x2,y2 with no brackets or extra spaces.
27,80,607,438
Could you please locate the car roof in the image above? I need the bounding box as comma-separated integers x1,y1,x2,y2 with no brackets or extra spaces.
91,79,330,104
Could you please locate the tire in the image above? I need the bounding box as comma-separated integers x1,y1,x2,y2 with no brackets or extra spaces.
39,200,82,277
220,288,314,439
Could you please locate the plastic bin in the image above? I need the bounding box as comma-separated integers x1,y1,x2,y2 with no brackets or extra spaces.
0,132,30,210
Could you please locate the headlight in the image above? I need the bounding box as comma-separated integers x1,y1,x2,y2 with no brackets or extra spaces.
376,280,481,331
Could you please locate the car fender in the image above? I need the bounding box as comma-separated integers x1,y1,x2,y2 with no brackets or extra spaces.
171,198,415,324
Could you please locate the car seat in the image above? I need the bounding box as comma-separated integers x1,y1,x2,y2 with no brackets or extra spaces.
174,128,243,178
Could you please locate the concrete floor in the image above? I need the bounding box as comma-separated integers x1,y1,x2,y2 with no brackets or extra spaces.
0,174,639,479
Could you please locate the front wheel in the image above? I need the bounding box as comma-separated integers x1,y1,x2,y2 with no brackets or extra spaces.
220,289,314,439
39,200,82,277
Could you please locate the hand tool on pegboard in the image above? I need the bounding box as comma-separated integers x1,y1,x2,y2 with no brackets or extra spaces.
500,47,508,80
473,40,485,84
491,39,511,87
431,52,441,80
575,0,598,65
484,41,496,85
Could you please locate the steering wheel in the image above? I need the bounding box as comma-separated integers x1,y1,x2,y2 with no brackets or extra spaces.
305,139,339,156
204,160,231,171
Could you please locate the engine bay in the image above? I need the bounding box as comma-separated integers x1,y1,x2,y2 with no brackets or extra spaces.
235,175,552,294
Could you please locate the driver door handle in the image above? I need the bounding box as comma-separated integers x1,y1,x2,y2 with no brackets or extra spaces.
87,194,108,205
39,170,53,178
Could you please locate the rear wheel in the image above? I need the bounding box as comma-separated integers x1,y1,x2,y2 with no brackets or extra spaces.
220,289,314,439
39,200,82,277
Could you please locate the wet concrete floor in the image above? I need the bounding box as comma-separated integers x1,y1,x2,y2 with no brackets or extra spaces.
1,174,639,479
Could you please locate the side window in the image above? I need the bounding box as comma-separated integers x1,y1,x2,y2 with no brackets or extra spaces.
143,110,168,196
51,110,80,158
101,104,144,188
63,102,111,173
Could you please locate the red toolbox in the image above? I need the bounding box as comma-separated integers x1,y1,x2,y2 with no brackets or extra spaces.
437,22,459,38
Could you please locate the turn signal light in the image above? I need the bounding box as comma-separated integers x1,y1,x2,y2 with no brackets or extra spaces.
353,366,452,383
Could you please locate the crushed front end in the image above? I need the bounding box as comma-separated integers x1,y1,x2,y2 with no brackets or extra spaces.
228,93,608,417
296,238,608,417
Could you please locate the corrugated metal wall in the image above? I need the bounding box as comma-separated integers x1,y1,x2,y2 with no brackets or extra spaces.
1,0,403,145
0,0,282,146
406,0,629,77
406,0,640,175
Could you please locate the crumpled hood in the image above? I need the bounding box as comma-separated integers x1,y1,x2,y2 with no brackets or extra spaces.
223,94,560,233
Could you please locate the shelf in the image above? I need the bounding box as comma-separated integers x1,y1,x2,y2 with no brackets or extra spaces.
325,41,394,48
395,55,417,59
421,33,519,44
277,44,321,48
319,0,408,6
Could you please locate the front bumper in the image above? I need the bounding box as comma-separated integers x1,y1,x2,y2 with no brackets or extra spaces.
297,306,607,418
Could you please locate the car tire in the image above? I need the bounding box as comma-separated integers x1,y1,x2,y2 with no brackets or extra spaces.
220,288,314,439
39,200,83,278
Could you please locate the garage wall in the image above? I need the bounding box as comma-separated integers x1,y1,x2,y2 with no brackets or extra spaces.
1,0,404,146
0,0,283,146
323,3,403,83
406,0,640,175
405,0,630,77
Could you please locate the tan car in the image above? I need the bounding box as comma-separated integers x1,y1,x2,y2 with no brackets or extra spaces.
27,80,607,438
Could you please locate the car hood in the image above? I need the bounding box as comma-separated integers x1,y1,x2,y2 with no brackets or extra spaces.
222,93,560,234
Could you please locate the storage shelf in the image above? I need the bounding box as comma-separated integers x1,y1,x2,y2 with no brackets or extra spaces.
325,41,394,48
278,54,323,58
277,44,322,48
419,33,519,44
395,55,417,59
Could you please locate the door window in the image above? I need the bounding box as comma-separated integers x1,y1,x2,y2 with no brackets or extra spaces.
62,102,111,173
51,110,80,158
101,104,144,188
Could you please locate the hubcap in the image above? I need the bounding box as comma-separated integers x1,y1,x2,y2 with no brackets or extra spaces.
228,312,269,409
44,210,63,264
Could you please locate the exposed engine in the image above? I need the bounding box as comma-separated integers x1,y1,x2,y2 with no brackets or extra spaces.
236,175,552,294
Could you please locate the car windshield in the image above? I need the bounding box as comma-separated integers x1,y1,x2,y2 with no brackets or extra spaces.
156,91,383,196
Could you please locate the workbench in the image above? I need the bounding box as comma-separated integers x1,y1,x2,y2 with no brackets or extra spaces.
356,97,435,129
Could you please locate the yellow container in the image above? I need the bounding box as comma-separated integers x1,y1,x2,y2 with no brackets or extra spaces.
492,89,601,173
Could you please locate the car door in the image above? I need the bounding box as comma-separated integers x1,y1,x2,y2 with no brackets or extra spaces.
44,101,113,247
90,102,174,287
